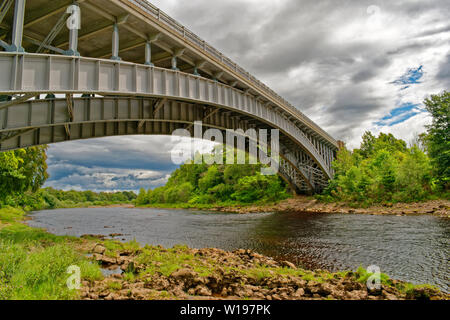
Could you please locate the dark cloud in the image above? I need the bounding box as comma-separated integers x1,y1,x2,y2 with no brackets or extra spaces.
436,54,450,88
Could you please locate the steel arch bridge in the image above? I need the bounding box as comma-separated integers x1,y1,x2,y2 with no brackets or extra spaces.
0,0,339,193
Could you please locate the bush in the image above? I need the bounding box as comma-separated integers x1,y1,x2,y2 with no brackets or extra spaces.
323,132,439,204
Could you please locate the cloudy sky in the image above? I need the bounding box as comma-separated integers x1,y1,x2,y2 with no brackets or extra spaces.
45,0,450,192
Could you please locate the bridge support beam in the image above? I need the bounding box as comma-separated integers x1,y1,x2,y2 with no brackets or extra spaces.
193,61,206,76
171,56,178,70
65,2,80,56
171,48,185,71
8,0,26,52
144,33,161,66
144,41,153,66
111,23,121,61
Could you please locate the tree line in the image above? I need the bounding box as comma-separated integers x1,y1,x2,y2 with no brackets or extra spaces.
135,152,290,206
320,91,449,204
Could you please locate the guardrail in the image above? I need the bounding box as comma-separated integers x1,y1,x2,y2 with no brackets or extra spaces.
127,0,337,147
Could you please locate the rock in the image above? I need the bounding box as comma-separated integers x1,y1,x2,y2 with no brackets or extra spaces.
150,278,170,291
346,290,368,300
171,268,198,280
318,283,333,296
195,285,212,296
292,288,305,299
406,287,438,300
187,288,196,295
383,292,398,300
170,286,188,298
292,278,307,288
343,281,363,291
306,281,320,294
281,261,297,269
101,256,117,265
89,293,99,300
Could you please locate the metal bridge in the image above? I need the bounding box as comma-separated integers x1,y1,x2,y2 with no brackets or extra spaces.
0,0,339,193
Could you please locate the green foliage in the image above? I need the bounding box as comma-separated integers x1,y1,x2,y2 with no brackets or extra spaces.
139,149,290,206
0,146,126,210
423,91,449,189
323,132,437,204
232,173,289,203
135,188,149,206
4,187,138,211
323,92,449,204
0,146,48,203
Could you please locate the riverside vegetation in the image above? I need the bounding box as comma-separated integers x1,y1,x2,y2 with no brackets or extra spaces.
0,91,448,300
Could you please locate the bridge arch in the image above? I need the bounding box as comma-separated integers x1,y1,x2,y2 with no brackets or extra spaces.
0,0,339,193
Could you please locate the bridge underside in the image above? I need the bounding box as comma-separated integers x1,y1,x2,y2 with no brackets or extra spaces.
0,96,330,193
0,0,339,193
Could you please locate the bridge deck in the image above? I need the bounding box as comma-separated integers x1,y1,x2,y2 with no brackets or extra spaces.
0,0,337,147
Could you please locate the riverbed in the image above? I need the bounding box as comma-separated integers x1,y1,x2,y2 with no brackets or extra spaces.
27,207,449,292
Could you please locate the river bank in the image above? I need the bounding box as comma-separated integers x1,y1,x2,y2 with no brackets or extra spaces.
81,241,449,300
1,207,449,300
207,197,450,217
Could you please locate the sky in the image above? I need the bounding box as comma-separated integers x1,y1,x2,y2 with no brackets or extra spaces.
45,0,450,192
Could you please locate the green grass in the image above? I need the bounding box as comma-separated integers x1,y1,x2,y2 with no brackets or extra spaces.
0,207,103,300
355,266,392,286
0,240,103,300
0,206,27,223
108,281,123,291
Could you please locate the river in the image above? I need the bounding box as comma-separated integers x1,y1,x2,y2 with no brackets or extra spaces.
27,207,449,293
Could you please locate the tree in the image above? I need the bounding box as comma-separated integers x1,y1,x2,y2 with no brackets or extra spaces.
135,188,149,205
0,146,49,203
16,146,49,192
0,151,25,201
323,131,438,204
423,91,449,189
359,131,376,159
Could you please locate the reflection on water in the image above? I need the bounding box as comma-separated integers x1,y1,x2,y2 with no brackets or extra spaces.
27,207,449,292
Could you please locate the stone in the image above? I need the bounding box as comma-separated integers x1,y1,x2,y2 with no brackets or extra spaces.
171,268,198,280
292,288,305,299
195,285,212,296
318,283,333,296
281,261,297,269
93,244,106,254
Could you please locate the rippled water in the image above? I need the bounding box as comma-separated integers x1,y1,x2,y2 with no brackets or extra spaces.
27,208,449,292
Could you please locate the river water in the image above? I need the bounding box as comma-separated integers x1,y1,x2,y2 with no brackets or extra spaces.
27,207,449,292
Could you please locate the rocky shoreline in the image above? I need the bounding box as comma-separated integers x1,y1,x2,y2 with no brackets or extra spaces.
80,242,449,301
210,197,450,217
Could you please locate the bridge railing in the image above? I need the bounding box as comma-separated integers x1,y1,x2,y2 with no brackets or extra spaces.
127,0,337,147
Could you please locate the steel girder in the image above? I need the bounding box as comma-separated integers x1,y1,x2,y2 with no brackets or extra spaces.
0,96,332,192
0,52,337,182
